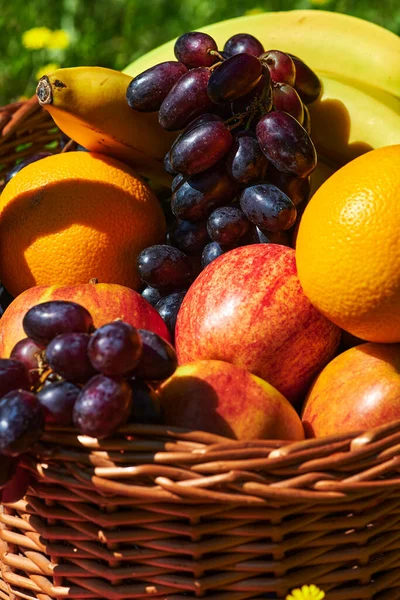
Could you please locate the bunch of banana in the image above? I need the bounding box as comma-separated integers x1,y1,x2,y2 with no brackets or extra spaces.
37,10,400,192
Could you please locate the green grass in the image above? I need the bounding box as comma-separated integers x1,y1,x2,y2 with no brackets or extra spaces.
1,0,399,106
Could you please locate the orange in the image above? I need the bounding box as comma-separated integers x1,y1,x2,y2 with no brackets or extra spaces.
0,152,166,296
296,144,400,343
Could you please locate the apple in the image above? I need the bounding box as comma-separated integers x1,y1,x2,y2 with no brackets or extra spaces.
0,281,170,357
175,244,340,405
302,342,400,437
157,359,305,441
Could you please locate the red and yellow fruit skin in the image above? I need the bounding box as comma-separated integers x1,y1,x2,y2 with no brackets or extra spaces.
0,282,170,357
302,343,400,437
175,244,341,405
157,359,305,441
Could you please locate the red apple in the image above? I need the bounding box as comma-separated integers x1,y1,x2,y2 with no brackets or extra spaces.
157,359,305,441
0,281,170,357
302,342,400,437
175,244,340,405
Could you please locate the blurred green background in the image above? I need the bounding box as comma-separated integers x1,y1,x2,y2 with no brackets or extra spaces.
1,0,399,106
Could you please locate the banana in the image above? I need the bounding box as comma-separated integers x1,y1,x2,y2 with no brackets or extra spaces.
308,74,400,165
124,10,400,99
310,155,338,197
36,67,177,185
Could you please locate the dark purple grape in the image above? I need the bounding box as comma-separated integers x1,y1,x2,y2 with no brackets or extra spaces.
156,291,186,341
201,241,225,268
137,245,193,291
0,359,30,397
36,381,80,425
88,321,142,377
45,333,96,383
174,32,218,68
225,130,268,184
0,390,44,456
10,338,45,387
171,163,238,222
169,219,209,255
23,301,93,345
73,375,132,439
133,329,177,380
272,83,304,123
4,152,52,185
141,286,162,307
303,104,311,134
0,284,13,317
0,464,31,503
223,33,264,58
164,150,178,175
170,120,233,176
207,54,263,104
288,54,322,104
0,455,18,489
254,226,292,247
171,173,185,193
240,183,297,232
260,50,295,86
126,61,188,112
128,379,163,424
230,73,272,116
158,67,214,131
256,110,317,177
207,206,250,247
268,166,311,206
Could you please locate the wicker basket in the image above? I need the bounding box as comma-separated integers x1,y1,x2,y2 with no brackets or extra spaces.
1,98,400,600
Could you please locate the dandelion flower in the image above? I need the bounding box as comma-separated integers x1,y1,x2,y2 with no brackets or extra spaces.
244,7,264,15
47,30,70,50
22,27,52,50
286,584,325,600
35,63,60,80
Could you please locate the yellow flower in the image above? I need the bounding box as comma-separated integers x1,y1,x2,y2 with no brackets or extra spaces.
286,584,325,600
35,63,60,80
22,27,52,50
244,7,264,15
47,29,70,50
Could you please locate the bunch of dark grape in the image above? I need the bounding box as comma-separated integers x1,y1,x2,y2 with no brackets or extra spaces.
127,31,321,336
0,300,177,502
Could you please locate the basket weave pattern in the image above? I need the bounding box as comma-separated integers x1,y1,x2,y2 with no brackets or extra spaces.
1,101,400,600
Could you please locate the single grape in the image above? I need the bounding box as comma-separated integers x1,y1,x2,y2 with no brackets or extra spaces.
137,245,193,292
45,333,96,382
223,33,264,58
36,380,80,425
256,110,317,177
0,464,32,504
230,73,272,116
171,173,185,193
156,291,186,341
128,379,163,424
225,130,268,184
174,32,218,68
260,50,295,86
0,284,13,317
10,338,45,387
207,206,250,247
4,152,52,185
254,226,292,247
268,166,311,206
133,329,177,380
171,163,238,222
240,183,297,232
0,455,18,489
201,241,225,268
168,219,210,255
164,150,178,175
170,120,233,176
288,54,322,104
0,359,30,397
303,104,311,134
126,61,188,112
158,67,214,131
0,390,44,456
73,375,132,438
272,83,304,123
141,286,162,307
88,321,142,377
23,300,94,345
207,53,263,104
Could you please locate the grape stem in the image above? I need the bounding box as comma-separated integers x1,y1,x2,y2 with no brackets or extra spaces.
208,50,225,62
